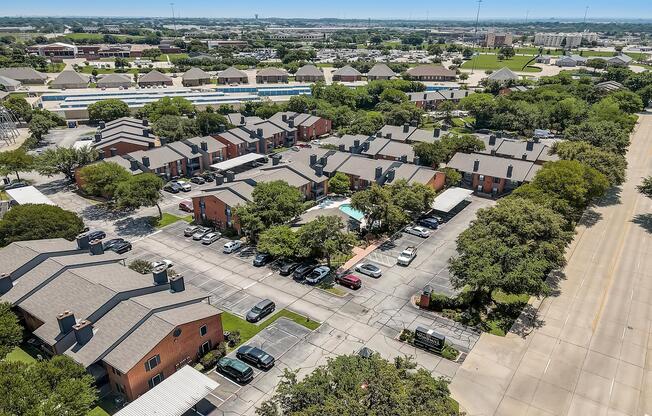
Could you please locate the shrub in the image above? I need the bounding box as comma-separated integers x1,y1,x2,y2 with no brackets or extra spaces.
441,344,459,361
429,293,458,311
128,259,152,274
398,328,413,343
226,330,240,347
200,351,217,368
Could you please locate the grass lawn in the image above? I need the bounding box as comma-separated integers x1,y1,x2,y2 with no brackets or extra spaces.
5,346,37,363
221,309,320,349
156,53,189,63
150,212,193,228
45,63,65,73
461,54,542,73
87,407,110,416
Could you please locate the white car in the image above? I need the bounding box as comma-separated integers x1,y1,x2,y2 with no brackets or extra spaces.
151,259,174,269
355,263,382,278
173,180,192,192
223,240,243,253
397,247,417,266
201,232,221,245
404,226,431,238
305,266,331,284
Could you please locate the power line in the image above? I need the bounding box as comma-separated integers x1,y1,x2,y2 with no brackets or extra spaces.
170,3,177,34
471,0,483,74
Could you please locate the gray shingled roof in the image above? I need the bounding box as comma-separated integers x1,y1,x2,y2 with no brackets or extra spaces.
295,64,324,78
138,70,172,83
0,67,47,82
367,63,396,78
129,146,184,170
407,65,456,78
487,67,519,82
447,152,538,182
96,73,132,87
50,70,90,87
182,67,211,81
256,67,288,77
332,65,362,77
0,238,80,278
218,66,248,79
0,75,21,88
185,136,226,154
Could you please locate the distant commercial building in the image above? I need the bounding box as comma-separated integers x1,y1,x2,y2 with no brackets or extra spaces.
27,42,78,59
206,40,248,49
534,33,566,48
534,32,598,49
482,30,513,48
0,67,47,84
366,63,396,81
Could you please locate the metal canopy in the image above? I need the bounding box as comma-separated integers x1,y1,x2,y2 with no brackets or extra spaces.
431,187,473,212
5,186,55,206
115,365,218,416
209,153,266,172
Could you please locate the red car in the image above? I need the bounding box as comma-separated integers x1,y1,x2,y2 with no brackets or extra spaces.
335,274,362,290
178,200,193,212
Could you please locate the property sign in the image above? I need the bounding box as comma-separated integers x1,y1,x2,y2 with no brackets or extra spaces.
414,326,445,352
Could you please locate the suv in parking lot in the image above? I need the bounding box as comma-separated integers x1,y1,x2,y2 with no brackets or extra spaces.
201,232,221,245
178,200,193,212
172,180,191,191
184,225,201,236
418,217,439,229
278,260,301,276
192,227,212,240
223,240,243,253
253,252,273,267
164,182,183,193
236,345,275,370
246,299,275,322
293,261,317,281
216,357,254,384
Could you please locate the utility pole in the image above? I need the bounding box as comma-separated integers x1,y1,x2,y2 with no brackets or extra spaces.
583,5,589,25
471,0,483,74
525,9,529,24
170,3,177,34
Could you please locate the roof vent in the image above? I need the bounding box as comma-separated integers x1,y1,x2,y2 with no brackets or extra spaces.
73,320,93,345
153,265,168,285
169,275,185,293
0,273,13,295
57,310,76,334
473,159,480,172
507,165,513,178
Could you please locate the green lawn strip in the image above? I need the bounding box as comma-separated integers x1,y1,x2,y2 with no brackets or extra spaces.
221,309,320,348
461,54,541,73
5,346,37,363
87,407,110,416
149,212,192,228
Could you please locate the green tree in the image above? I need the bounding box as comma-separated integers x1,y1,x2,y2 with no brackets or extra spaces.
257,225,301,258
78,161,131,198
378,88,408,104
3,95,32,121
553,141,627,186
350,184,409,233
28,113,57,143
608,90,644,114
0,148,33,180
0,355,97,416
413,141,446,167
114,173,164,218
0,204,85,246
195,110,230,136
637,177,652,198
449,197,571,308
152,115,199,141
35,146,98,182
442,167,462,187
564,120,630,154
0,302,22,359
439,133,486,161
298,216,356,267
256,354,458,416
137,96,195,121
586,58,607,72
387,180,436,219
459,93,496,128
87,99,131,122
234,181,305,241
328,172,350,195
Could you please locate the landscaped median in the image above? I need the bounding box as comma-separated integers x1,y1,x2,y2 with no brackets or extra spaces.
149,212,193,228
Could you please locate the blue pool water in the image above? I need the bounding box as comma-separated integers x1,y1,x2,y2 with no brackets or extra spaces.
339,204,365,222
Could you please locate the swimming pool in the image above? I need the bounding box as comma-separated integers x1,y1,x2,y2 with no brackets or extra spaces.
338,203,365,222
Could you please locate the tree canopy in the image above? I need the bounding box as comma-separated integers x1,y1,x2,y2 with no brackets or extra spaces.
114,173,164,217
0,302,22,360
152,115,200,141
34,146,98,182
256,353,458,416
0,148,33,180
78,161,131,199
87,98,131,122
298,216,357,267
136,96,195,121
328,172,350,195
257,225,301,259
553,141,627,186
0,204,85,246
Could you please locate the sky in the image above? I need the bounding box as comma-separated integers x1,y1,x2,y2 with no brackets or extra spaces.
2,0,651,20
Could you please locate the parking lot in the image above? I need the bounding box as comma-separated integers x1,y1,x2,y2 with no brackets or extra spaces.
124,195,494,415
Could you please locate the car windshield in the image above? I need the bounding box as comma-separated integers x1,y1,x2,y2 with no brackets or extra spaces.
251,307,262,313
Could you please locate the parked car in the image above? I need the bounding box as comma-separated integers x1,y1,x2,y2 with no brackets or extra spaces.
223,240,243,254
335,274,362,289
278,260,301,276
305,266,330,284
253,253,273,267
216,357,254,384
164,182,183,193
293,261,317,281
110,241,132,254
246,299,275,322
102,238,126,251
397,246,417,266
151,259,173,269
418,217,439,230
236,345,275,370
178,200,193,212
174,180,192,192
404,226,431,238
355,263,382,278
190,176,206,185
201,171,215,181
192,227,212,240
184,225,201,236
85,230,106,241
201,232,221,245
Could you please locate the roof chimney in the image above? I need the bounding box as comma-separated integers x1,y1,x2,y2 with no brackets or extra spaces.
423,93,428,99
314,163,323,177
400,155,408,163
97,150,105,160
129,159,138,171
226,170,235,182
353,139,360,148
0,273,13,295
403,123,409,133
507,165,513,178
386,168,396,182
89,239,104,255
73,320,93,345
215,174,224,185
200,141,208,151
320,156,328,167
386,133,392,140
450,91,454,99
76,233,90,250
94,132,102,143
256,128,264,137
240,116,245,125
338,144,345,152
218,124,225,133
434,128,440,138
309,154,317,165
142,156,150,167
169,275,185,293
57,310,76,334
272,154,280,165
142,129,149,138
521,154,528,160
473,159,480,172
110,147,117,157
152,265,168,285
526,141,534,151
142,118,149,126
282,114,287,122
376,131,382,138
191,144,199,154
148,142,155,148
375,166,383,179
489,135,496,146
414,156,420,165
99,121,106,129
288,119,294,128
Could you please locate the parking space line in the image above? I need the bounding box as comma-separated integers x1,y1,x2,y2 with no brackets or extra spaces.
207,392,225,403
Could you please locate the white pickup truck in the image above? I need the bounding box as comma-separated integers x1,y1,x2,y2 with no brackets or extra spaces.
397,246,417,266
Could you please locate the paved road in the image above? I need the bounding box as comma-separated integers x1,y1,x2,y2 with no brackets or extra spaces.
449,112,652,416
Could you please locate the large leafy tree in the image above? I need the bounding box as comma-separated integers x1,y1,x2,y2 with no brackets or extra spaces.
28,113,58,143
350,184,409,233
413,141,446,167
136,96,194,121
152,115,200,141
87,99,131,122
35,146,98,182
235,180,305,241
298,216,357,267
3,95,32,121
77,161,131,199
195,110,230,136
0,204,85,246
257,225,301,258
0,148,33,180
449,197,572,307
608,90,644,114
564,120,630,155
114,173,164,218
387,180,436,220
0,302,22,359
256,354,458,416
637,177,652,198
0,355,97,416
459,93,496,128
553,141,627,186
327,171,350,195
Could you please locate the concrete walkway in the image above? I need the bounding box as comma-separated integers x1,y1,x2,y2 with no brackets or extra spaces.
449,112,652,416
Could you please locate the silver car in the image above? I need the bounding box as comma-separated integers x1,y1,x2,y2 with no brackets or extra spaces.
192,227,211,240
355,263,382,278
201,232,221,245
305,266,330,284
404,226,431,238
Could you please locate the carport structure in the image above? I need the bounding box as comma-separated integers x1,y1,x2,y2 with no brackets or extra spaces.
209,153,267,173
115,365,218,416
431,187,473,213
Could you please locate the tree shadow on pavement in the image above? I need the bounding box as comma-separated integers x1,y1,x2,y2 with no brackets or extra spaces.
579,208,603,228
113,216,155,237
81,203,130,222
632,213,652,234
37,178,73,195
594,187,621,207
